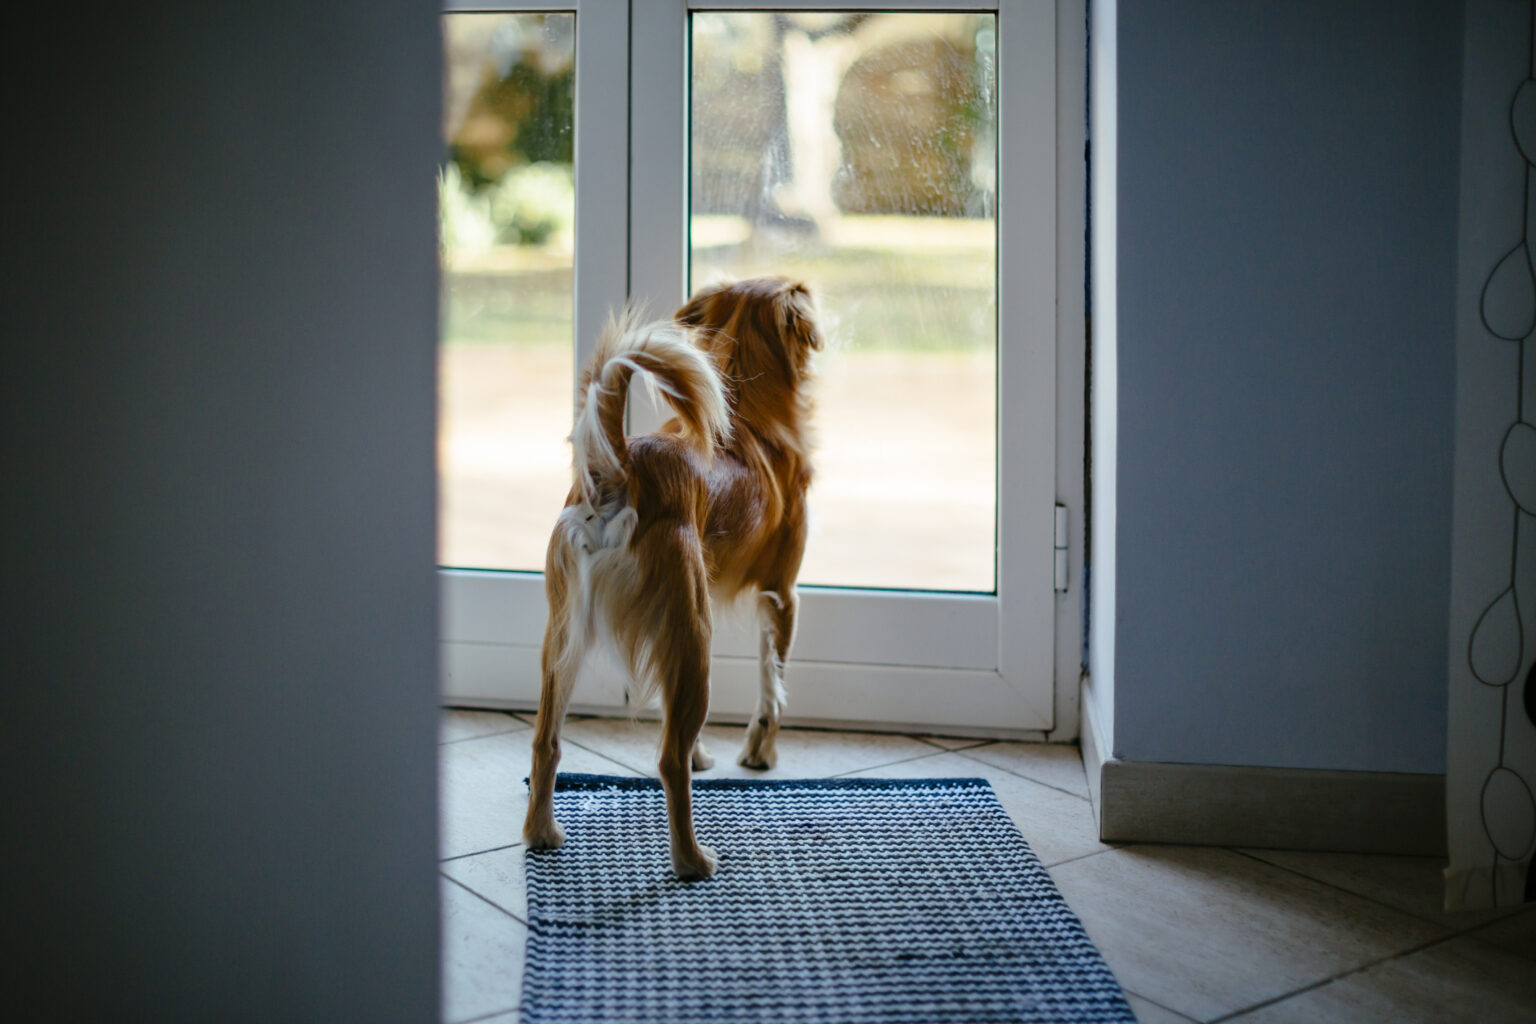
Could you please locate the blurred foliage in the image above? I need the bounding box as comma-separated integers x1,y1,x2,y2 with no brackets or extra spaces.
487,163,574,246
447,26,573,192
832,37,987,217
438,163,494,255
692,14,993,220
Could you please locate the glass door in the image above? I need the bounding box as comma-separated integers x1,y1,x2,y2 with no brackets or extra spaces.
439,11,576,573
441,0,1058,734
690,11,998,593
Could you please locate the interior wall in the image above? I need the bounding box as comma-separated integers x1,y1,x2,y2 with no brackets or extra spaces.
1101,0,1462,772
1,4,443,1018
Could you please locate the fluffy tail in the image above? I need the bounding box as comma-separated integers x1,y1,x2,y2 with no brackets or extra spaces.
571,314,730,508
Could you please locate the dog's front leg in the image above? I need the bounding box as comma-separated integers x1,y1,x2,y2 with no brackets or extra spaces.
739,588,796,769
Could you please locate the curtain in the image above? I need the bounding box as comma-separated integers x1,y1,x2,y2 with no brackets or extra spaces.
1448,0,1536,910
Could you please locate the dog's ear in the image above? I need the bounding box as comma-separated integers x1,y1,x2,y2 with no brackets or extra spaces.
674,281,727,328
775,281,825,366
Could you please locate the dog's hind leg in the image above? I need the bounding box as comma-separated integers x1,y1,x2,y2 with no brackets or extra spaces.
738,588,796,769
657,637,717,880
523,583,582,850
645,530,718,880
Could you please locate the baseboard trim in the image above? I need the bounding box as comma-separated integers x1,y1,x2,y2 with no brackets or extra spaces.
1077,679,1445,856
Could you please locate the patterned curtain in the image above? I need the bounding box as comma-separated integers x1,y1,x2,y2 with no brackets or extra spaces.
1448,0,1536,910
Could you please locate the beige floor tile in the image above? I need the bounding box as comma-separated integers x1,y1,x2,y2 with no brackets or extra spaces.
442,845,527,923
843,751,1112,867
439,728,639,860
441,877,526,1024
1238,850,1523,931
1047,845,1450,1022
440,708,528,744
1465,906,1536,962
1123,992,1198,1023
555,715,935,779
1225,934,1536,1023
955,741,1091,799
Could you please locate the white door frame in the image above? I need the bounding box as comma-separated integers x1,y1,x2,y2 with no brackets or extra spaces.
439,0,1082,740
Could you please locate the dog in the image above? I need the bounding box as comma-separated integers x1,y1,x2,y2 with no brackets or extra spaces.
522,276,823,880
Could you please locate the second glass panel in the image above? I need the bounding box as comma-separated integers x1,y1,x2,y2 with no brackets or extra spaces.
690,12,998,592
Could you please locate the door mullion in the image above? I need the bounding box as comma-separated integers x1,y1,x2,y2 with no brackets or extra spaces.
572,0,632,385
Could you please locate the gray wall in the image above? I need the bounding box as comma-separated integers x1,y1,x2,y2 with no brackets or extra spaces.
2,4,442,1019
1103,0,1462,773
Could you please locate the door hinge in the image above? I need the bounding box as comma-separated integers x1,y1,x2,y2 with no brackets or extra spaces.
1053,504,1069,593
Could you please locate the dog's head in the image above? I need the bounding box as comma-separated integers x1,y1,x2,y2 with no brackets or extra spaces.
674,276,824,391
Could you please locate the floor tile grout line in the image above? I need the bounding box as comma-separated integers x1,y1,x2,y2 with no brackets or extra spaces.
1225,848,1468,934
1041,846,1121,872
559,734,655,776
1458,902,1536,947
441,841,522,865
441,870,528,927
452,1004,522,1024
948,746,1093,802
828,748,957,778
1204,931,1465,1024
1119,988,1198,1023
917,736,997,752
440,726,530,746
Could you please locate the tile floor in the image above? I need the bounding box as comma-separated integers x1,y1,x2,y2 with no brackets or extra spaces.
439,709,1536,1024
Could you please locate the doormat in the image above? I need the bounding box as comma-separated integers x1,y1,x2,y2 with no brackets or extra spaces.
521,774,1135,1023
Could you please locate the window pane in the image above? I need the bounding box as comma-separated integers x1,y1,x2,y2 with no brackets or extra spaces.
691,13,997,592
439,13,575,570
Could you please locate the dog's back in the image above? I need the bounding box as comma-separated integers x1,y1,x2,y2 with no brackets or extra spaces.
677,277,823,597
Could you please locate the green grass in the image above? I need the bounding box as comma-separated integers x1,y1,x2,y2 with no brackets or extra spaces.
440,235,996,353
441,267,572,347
697,242,995,353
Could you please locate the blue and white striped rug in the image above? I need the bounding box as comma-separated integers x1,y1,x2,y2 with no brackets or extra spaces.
521,774,1134,1023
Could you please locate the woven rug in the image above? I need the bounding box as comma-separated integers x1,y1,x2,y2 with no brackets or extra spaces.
521,774,1135,1023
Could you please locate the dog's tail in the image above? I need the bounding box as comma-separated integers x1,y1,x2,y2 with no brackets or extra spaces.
571,313,730,508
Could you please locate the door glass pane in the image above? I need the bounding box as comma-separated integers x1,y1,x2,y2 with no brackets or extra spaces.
439,13,575,570
691,12,997,592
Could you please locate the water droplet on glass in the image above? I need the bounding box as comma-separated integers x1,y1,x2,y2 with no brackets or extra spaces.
1501,422,1536,513
1514,79,1536,165
1482,767,1536,860
1483,244,1536,341
1470,586,1524,687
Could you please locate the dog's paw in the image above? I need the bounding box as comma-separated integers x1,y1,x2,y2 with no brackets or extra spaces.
523,818,566,850
691,741,715,771
736,745,776,770
672,843,718,881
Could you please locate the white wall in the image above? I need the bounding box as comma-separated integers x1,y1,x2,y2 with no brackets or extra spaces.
1091,0,1462,773
1,4,443,1017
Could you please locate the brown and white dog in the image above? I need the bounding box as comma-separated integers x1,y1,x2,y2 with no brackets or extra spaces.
522,277,822,879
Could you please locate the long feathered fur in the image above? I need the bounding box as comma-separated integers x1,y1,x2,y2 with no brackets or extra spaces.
570,313,730,510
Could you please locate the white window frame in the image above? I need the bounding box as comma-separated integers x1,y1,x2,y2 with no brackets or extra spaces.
439,0,1074,738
